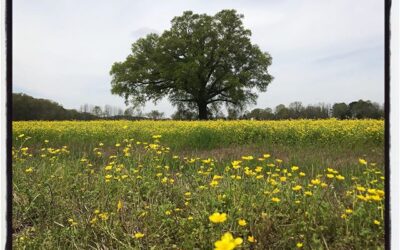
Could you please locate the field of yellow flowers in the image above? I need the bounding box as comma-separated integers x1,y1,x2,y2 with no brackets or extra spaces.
12,120,384,249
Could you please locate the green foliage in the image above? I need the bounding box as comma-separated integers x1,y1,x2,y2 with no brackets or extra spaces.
349,100,384,119
12,93,97,121
247,108,274,120
244,100,382,121
332,103,351,119
146,110,164,120
12,131,384,249
110,9,273,120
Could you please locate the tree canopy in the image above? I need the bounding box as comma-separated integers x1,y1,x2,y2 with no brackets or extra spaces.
110,9,273,119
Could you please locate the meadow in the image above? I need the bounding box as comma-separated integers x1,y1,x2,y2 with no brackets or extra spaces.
12,119,385,249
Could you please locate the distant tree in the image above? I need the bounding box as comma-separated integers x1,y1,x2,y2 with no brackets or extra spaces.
263,107,275,120
275,104,290,120
247,108,274,120
147,110,164,120
371,102,384,119
92,106,103,117
13,93,97,120
103,105,113,117
124,107,134,116
80,103,92,113
248,108,263,120
332,103,351,119
227,108,240,120
208,103,226,119
134,109,144,118
171,104,198,120
110,9,273,120
349,100,383,119
301,104,329,119
288,101,304,119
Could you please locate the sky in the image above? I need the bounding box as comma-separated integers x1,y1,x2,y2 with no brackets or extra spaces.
13,0,384,116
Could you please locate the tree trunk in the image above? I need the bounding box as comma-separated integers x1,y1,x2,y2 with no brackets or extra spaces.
198,102,208,120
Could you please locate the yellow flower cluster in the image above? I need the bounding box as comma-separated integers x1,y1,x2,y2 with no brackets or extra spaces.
209,212,227,223
214,232,243,250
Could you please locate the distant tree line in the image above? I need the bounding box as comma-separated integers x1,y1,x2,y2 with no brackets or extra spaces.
12,93,97,121
12,93,165,121
173,100,384,120
239,100,383,120
13,93,383,121
79,104,165,120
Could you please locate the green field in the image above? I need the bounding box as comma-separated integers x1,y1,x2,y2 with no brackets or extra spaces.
12,120,384,249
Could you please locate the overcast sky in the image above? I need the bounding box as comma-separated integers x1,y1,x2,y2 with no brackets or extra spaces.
13,0,384,116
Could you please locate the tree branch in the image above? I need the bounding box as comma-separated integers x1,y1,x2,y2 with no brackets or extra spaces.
173,98,196,102
207,98,237,104
208,86,231,98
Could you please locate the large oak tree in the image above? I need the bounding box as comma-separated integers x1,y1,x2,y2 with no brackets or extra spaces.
110,9,273,120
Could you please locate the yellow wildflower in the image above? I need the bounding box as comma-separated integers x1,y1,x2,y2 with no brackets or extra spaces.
359,158,367,165
291,166,299,171
242,156,254,160
357,195,368,201
326,174,334,179
247,235,256,243
271,197,281,203
336,175,345,180
238,219,247,226
292,185,302,191
89,217,97,224
209,212,227,223
214,232,243,250
210,180,219,187
356,186,366,192
117,200,123,212
98,212,109,221
311,179,321,185
67,218,78,226
134,232,145,239
320,182,328,188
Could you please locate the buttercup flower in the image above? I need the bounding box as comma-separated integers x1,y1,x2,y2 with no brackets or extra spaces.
209,212,227,223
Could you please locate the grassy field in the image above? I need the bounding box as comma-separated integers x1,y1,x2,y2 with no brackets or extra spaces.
12,120,384,249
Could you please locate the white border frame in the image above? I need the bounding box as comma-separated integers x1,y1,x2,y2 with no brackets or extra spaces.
0,1,398,249
390,0,400,249
0,0,8,248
